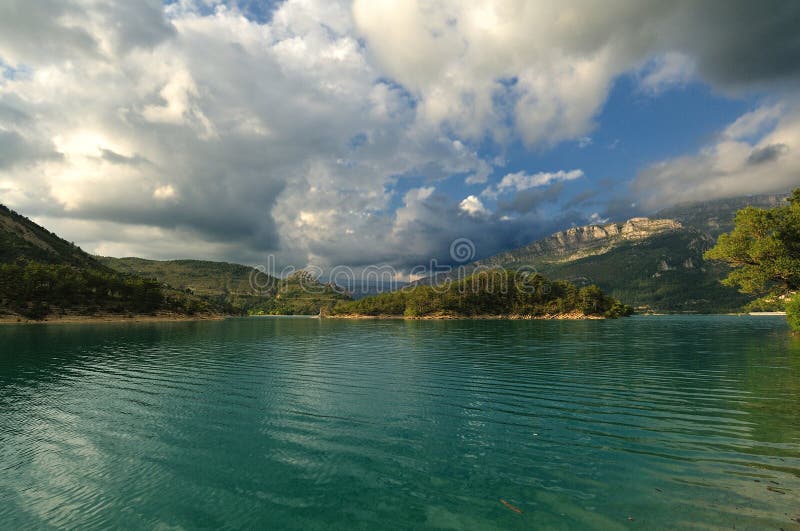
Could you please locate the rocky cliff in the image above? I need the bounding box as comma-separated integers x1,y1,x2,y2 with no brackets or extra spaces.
478,217,683,266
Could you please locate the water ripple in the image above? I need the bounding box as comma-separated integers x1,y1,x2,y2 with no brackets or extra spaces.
1,316,799,529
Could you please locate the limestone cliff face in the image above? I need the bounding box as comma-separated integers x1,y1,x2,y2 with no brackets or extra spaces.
541,218,680,249
481,217,684,265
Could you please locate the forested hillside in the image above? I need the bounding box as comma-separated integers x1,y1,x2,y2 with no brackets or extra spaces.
0,205,230,320
98,257,349,315
331,269,632,319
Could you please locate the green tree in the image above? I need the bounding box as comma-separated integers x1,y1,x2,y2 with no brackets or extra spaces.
786,294,800,333
705,189,800,331
330,269,630,319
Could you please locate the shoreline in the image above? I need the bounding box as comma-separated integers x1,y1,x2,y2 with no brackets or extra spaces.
0,313,229,325
3,312,783,324
325,311,604,320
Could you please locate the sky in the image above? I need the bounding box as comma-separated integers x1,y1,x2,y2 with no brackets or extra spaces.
0,0,799,274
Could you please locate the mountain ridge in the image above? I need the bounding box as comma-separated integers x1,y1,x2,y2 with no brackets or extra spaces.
0,204,231,320
476,217,683,266
97,256,350,315
0,204,107,269
414,193,791,312
0,204,349,319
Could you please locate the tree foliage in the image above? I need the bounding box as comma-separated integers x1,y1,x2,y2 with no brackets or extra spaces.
704,189,800,295
0,260,226,319
786,294,800,333
0,261,162,318
0,204,237,319
246,273,350,315
331,269,632,318
99,257,350,316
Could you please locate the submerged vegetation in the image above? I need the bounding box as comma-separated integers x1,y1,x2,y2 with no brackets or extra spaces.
331,269,632,319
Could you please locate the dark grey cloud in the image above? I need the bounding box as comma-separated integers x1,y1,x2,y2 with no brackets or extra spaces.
0,99,30,124
497,182,565,215
0,0,173,66
562,188,599,210
99,149,150,166
97,1,175,52
0,130,61,169
33,139,290,255
0,131,31,168
603,197,645,223
0,0,98,64
747,143,789,165
673,1,800,89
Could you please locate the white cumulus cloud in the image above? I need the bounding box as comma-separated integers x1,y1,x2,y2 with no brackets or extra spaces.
459,195,490,218
483,169,584,198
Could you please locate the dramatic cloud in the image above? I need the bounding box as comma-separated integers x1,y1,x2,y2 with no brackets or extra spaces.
634,104,800,208
0,0,798,271
497,182,567,216
747,143,789,166
354,0,800,147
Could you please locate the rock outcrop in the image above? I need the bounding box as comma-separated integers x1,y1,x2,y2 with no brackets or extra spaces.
479,217,683,265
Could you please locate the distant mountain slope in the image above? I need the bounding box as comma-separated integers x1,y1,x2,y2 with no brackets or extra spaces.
0,204,104,269
0,205,226,320
655,193,785,237
417,194,791,313
96,257,257,297
475,217,683,267
97,256,350,315
533,230,750,313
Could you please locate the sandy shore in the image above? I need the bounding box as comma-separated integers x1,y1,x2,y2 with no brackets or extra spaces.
0,313,229,325
325,311,604,320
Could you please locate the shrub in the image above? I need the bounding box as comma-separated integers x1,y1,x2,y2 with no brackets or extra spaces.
23,301,50,320
604,301,634,318
786,294,800,333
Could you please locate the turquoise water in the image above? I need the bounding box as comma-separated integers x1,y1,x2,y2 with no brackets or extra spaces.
1,316,799,529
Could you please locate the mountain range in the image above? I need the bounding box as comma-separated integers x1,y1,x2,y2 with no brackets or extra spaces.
0,192,788,318
0,205,345,320
96,256,348,315
416,193,788,313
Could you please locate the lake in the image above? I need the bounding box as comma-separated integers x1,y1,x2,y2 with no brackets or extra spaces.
1,316,798,529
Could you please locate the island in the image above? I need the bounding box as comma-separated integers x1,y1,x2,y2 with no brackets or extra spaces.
327,269,633,319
